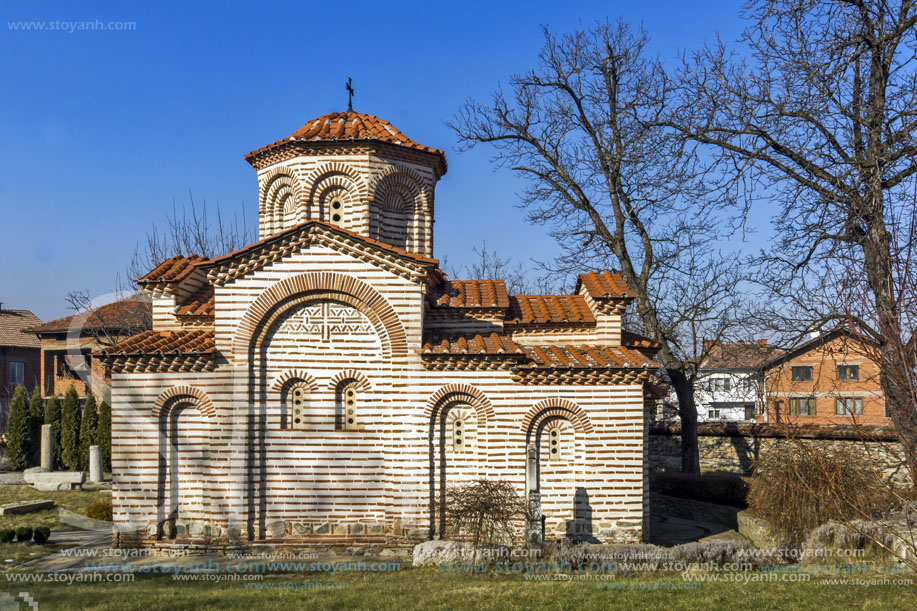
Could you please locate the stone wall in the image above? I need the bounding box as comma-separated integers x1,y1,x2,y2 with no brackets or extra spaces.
649,423,910,486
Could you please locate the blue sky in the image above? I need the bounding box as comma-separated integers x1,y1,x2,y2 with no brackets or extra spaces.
0,1,753,321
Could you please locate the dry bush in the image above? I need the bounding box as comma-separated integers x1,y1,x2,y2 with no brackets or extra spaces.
651,470,749,507
748,443,895,545
444,478,526,549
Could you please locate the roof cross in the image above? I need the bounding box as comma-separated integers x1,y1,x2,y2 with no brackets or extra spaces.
346,77,354,112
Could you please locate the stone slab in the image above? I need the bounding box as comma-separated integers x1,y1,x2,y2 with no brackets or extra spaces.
58,507,112,532
0,499,55,515
23,469,85,491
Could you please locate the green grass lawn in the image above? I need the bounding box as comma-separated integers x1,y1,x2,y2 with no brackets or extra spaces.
3,568,913,610
0,486,110,532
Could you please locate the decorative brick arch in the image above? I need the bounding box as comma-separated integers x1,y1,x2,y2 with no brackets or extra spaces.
269,370,318,392
370,165,430,213
424,384,496,423
258,169,303,236
328,369,372,393
232,271,408,359
152,386,216,420
522,398,593,442
303,161,368,210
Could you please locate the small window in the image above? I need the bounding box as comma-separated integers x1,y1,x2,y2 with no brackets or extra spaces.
452,418,465,452
547,427,563,461
330,198,343,224
337,381,359,430
789,397,816,416
835,397,863,416
8,362,24,386
838,365,859,381
792,366,813,382
284,383,310,429
706,378,732,393
708,408,722,419
744,405,757,420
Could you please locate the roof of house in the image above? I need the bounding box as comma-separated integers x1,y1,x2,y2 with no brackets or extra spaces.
27,299,151,335
621,330,661,350
758,327,876,371
520,344,657,369
0,309,42,348
431,279,510,309
175,285,215,317
506,295,596,325
421,332,525,356
702,341,782,370
245,111,447,173
138,254,209,285
99,329,215,357
576,271,636,300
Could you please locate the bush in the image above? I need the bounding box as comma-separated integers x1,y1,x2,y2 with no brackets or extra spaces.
44,395,62,469
78,390,98,471
85,499,113,522
650,470,749,507
32,527,51,545
96,400,112,472
5,386,31,469
15,527,33,543
0,529,15,543
28,387,44,467
444,478,526,550
60,386,82,471
748,442,894,545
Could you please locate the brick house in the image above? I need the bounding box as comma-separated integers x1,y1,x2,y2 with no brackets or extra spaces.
100,110,661,549
758,328,888,426
0,307,42,430
27,298,151,399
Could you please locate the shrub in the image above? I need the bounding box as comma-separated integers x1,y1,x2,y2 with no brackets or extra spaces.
15,527,33,543
5,386,31,469
748,442,894,545
96,400,111,472
28,387,44,467
78,390,98,471
32,527,51,545
85,499,113,522
444,478,526,551
0,529,15,543
60,386,82,470
650,470,749,506
44,395,62,469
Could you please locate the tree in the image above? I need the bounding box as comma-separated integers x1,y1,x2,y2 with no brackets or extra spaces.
96,400,111,473
43,395,62,469
28,387,44,467
60,386,82,471
450,21,751,472
673,0,917,482
78,390,98,471
5,386,30,470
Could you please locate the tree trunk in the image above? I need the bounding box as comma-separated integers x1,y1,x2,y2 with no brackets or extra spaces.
668,368,700,474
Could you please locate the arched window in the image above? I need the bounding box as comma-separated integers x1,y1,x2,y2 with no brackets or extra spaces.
283,382,310,429
336,380,359,430
545,423,568,461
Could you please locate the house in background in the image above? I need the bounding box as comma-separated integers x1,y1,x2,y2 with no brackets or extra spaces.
758,328,888,426
696,340,781,422
0,306,42,430
27,298,151,399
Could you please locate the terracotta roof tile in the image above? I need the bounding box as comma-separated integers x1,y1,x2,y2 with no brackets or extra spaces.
432,280,509,309
703,340,781,370
245,111,447,172
576,271,636,300
506,295,596,325
622,330,661,350
28,299,151,334
521,344,657,369
0,309,41,348
100,330,215,357
138,255,209,285
176,285,215,317
421,332,525,356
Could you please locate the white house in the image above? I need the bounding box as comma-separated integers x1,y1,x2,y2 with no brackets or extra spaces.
695,340,779,422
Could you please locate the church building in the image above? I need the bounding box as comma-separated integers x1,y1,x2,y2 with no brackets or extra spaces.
102,109,659,548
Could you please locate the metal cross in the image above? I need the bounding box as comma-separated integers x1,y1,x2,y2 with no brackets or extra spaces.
346,77,354,112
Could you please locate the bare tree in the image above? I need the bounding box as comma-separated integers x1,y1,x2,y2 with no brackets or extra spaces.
673,0,917,482
448,242,558,295
450,21,754,473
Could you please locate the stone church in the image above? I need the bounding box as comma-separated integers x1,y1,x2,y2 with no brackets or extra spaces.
102,110,659,548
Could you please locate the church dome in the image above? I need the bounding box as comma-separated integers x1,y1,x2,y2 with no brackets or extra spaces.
246,111,447,173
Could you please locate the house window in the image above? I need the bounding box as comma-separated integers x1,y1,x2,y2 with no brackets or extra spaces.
835,397,863,416
788,397,816,416
706,377,731,392
8,362,24,386
744,404,757,420
452,418,465,452
284,383,310,429
837,365,859,381
792,366,813,381
708,408,722,419
337,380,359,430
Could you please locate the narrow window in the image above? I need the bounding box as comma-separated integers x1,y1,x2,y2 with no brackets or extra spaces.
330,198,344,224
547,427,563,461
792,366,813,382
8,362,23,386
284,383,309,429
838,365,859,381
452,418,465,452
337,381,359,430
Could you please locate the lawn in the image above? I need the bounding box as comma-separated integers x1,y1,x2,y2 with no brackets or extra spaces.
0,485,110,532
3,568,913,610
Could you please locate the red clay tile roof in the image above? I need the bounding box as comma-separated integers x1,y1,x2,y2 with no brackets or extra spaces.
576,271,636,300
176,285,215,317
703,341,782,370
138,255,209,285
0,309,41,348
506,295,596,325
204,220,438,268
521,344,657,369
245,111,447,172
28,299,151,334
432,280,510,309
421,332,524,356
100,330,215,356
622,330,661,350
